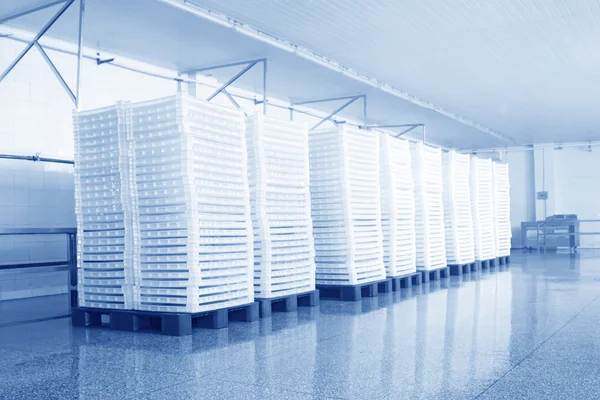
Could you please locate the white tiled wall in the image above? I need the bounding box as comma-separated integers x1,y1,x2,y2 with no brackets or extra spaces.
0,39,175,300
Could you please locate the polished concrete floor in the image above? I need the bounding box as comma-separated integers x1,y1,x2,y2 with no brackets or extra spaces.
1,251,599,399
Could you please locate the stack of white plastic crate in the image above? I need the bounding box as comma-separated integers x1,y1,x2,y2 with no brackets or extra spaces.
411,142,447,270
245,113,316,299
309,125,386,286
128,93,254,313
379,134,417,277
471,157,496,261
73,103,135,309
492,162,511,257
442,151,475,265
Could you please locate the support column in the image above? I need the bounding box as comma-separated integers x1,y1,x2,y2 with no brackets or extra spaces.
533,146,556,220
75,0,85,110
187,72,196,97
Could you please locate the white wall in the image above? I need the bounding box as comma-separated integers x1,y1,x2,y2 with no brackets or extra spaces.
0,39,175,300
506,151,535,248
506,145,600,249
552,147,600,247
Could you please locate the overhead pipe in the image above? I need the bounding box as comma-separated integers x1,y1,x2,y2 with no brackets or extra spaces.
159,0,517,145
0,153,74,165
466,141,600,154
1,29,447,149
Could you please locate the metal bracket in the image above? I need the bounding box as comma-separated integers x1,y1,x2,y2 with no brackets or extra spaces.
182,58,267,114
34,40,76,104
96,54,115,65
364,123,424,139
292,95,367,131
0,0,85,110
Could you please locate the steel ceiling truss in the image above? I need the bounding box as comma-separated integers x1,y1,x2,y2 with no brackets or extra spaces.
365,123,425,141
0,0,85,109
0,5,423,144
292,94,367,131
0,0,66,25
181,58,267,114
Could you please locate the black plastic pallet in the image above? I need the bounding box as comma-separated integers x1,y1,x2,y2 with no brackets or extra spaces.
497,255,510,265
449,262,478,276
256,290,320,318
382,272,422,292
477,259,494,269
317,279,388,302
420,267,450,283
71,302,259,336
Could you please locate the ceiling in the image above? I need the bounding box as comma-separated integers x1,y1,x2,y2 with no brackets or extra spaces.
3,0,597,148
189,0,600,145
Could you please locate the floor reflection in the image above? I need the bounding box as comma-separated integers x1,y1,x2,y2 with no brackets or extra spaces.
1,251,600,399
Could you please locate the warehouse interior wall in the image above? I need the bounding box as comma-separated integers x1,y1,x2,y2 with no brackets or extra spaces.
506,151,535,249
507,146,600,249
549,147,600,248
5,31,597,300
0,39,174,300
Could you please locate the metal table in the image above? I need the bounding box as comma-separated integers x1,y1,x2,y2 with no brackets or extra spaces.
0,228,77,308
521,219,600,252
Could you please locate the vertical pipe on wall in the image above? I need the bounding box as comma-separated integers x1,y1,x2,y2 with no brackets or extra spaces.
176,73,182,92
262,59,267,115
542,148,547,219
362,95,367,127
187,72,197,97
75,0,85,111
68,232,78,308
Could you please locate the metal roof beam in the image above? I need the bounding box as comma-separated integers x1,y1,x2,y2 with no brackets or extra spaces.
162,0,517,144
294,95,363,106
395,124,422,138
0,0,67,25
206,61,258,101
365,123,424,139
34,41,76,105
293,94,367,130
365,123,421,129
183,58,266,74
191,58,267,114
222,89,241,110
0,0,85,109
0,0,75,85
309,96,361,131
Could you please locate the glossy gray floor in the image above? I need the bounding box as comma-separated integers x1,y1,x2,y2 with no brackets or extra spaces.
1,251,600,399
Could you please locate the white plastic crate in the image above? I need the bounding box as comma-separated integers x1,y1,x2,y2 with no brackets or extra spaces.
471,156,497,261
492,162,512,257
379,134,417,277
246,113,316,299
73,103,135,310
443,151,475,265
309,125,385,286
411,142,447,271
129,94,254,312
74,94,255,313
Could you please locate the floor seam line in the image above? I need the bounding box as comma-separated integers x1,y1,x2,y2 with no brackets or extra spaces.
0,313,71,328
472,292,600,399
